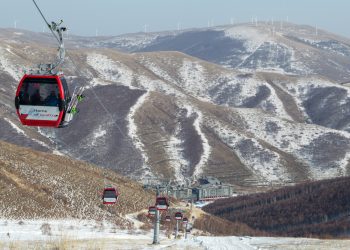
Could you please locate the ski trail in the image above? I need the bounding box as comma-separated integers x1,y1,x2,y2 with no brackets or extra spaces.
127,91,154,178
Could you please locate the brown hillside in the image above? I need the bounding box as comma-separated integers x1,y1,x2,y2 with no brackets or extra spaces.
203,177,350,238
0,140,154,227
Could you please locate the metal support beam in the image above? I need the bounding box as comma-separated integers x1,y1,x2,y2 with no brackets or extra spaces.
152,210,160,244
175,220,179,239
152,186,160,244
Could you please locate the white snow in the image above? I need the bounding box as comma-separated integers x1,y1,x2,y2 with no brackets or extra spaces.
2,119,51,155
94,129,107,139
179,60,213,102
283,77,350,127
127,91,154,178
235,108,350,179
140,56,291,119
224,26,269,53
205,115,290,184
0,46,22,81
2,220,350,249
0,219,152,242
101,33,161,50
90,124,108,147
165,125,189,184
89,77,113,87
52,150,64,156
86,53,134,88
4,118,26,136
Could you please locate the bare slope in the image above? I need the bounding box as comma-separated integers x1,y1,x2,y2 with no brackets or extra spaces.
203,176,350,238
0,140,154,225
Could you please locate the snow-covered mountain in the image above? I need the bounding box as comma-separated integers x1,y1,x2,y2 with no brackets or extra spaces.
1,23,350,191
66,22,350,83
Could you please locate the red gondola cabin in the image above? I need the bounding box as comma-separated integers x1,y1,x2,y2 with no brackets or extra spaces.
182,217,188,224
15,74,70,127
102,187,119,205
148,206,156,216
165,215,171,222
155,197,169,211
174,212,183,220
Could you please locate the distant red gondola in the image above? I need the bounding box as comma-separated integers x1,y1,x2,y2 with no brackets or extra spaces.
148,206,156,216
102,187,119,205
155,196,169,211
174,212,183,220
182,217,188,224
165,215,171,222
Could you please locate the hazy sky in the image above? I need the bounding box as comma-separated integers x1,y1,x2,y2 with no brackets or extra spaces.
0,0,349,38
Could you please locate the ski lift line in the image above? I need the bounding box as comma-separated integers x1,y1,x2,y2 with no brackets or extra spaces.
65,51,143,153
32,0,61,45
89,85,138,149
65,51,146,184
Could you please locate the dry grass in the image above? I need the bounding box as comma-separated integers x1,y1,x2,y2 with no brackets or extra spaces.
0,140,154,223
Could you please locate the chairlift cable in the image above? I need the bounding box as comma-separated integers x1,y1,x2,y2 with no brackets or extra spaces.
66,50,147,171
31,0,66,73
32,0,60,44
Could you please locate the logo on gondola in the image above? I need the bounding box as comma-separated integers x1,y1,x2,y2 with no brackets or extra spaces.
20,106,60,121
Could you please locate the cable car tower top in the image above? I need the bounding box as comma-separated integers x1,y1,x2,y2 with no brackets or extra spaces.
31,0,66,75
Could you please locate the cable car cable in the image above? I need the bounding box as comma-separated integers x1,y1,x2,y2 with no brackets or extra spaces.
32,0,60,45
31,0,66,73
64,51,147,198
65,50,147,167
29,1,153,204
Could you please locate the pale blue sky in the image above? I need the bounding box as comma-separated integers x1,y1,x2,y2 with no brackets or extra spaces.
1,0,349,37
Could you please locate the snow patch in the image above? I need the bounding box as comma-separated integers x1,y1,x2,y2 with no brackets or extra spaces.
0,47,22,81
165,125,189,184
225,26,269,53
4,118,26,136
206,116,290,184
127,91,154,178
0,219,151,242
86,53,134,88
235,108,350,179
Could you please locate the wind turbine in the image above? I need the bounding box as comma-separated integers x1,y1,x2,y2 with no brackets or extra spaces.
177,22,181,31
144,24,148,33
230,17,234,25
14,20,20,29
